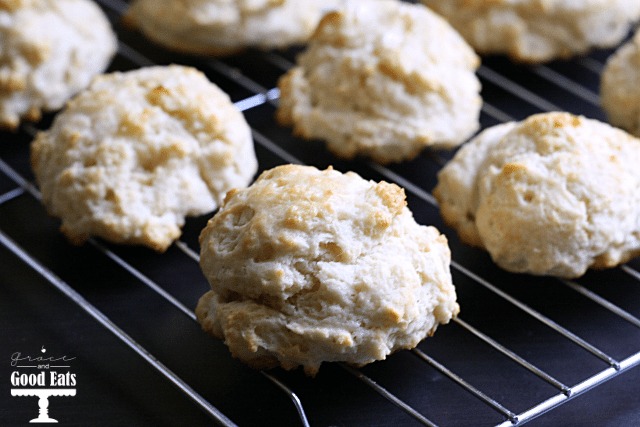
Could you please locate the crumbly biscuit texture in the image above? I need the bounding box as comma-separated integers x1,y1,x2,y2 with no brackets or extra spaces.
0,0,116,129
196,165,459,375
125,0,338,55
276,0,481,163
31,65,257,252
601,30,640,137
434,112,640,278
422,0,640,63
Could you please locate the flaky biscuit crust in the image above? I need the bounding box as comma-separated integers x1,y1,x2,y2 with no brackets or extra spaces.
0,0,116,129
434,112,640,278
31,65,257,252
276,0,481,163
423,0,640,63
196,165,459,375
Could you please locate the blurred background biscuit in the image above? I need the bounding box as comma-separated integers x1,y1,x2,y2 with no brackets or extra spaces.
423,0,640,63
125,0,338,56
0,0,117,129
601,30,640,137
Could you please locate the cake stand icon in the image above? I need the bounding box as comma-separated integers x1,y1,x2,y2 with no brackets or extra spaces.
10,388,76,423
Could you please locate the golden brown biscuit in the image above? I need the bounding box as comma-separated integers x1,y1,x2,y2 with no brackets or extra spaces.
31,65,257,252
434,112,640,278
197,165,459,375
277,0,481,163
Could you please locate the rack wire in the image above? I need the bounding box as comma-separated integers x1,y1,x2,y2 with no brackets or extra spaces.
2,1,640,425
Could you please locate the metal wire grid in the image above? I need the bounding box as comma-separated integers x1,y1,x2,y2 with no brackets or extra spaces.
1,0,640,425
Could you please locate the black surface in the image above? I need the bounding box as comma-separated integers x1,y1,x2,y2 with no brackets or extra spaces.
2,1,640,426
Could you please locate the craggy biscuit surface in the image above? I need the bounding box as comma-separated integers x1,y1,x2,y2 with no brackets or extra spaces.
31,65,257,252
423,0,640,63
0,0,116,130
196,165,459,375
276,0,481,163
434,112,640,278
125,0,336,56
601,30,640,137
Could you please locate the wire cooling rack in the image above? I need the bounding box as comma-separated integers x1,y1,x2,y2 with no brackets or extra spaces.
2,1,640,426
